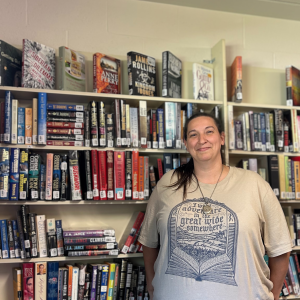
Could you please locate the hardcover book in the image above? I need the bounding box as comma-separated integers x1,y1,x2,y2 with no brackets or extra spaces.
29,153,40,200
286,66,300,106
25,108,32,145
90,101,99,147
22,39,55,89
98,101,106,147
38,93,47,144
58,46,86,92
28,213,38,257
4,91,12,143
193,63,214,100
9,148,20,200
230,56,242,103
127,51,156,96
162,51,182,98
22,263,34,300
60,155,70,200
11,99,18,144
47,262,59,300
35,262,47,300
1,219,9,258
39,164,46,200
93,53,121,94
17,107,25,144
20,205,31,258
0,40,22,87
32,98,38,144
52,154,61,200
98,150,107,200
91,150,99,200
107,150,114,200
47,104,84,111
0,147,10,199
69,150,82,200
12,220,21,258
13,268,22,300
36,215,48,258
114,151,125,200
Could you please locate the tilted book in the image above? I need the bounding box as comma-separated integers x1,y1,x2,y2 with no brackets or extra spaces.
286,66,300,106
230,56,242,103
193,63,214,101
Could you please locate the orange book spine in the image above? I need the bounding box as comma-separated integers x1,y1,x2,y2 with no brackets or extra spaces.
132,150,139,200
66,265,73,299
295,161,300,199
25,108,33,145
138,156,144,200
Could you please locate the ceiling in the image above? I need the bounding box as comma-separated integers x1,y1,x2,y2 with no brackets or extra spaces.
141,0,300,21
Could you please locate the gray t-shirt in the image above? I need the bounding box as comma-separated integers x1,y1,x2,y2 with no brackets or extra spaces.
139,167,292,300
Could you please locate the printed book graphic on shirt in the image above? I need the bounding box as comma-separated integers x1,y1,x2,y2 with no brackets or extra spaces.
166,198,238,286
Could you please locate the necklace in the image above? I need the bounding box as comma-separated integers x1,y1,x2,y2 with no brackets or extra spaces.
195,165,224,214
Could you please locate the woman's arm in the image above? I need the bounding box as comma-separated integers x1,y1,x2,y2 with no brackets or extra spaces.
269,252,291,300
143,246,159,300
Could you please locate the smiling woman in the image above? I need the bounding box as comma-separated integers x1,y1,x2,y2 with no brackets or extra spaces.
138,112,292,300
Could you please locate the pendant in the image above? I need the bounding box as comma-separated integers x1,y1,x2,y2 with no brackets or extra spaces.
202,204,212,214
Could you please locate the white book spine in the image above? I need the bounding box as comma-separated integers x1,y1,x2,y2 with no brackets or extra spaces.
144,156,149,200
72,267,79,300
265,112,270,151
32,98,38,145
11,99,18,144
35,262,47,300
130,107,139,148
292,110,299,152
245,112,251,151
36,215,48,258
228,105,235,150
165,102,175,148
125,104,131,147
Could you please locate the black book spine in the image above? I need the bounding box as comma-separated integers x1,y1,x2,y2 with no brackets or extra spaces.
253,113,259,151
78,151,88,200
125,151,132,200
47,219,57,257
7,220,15,258
90,101,99,147
16,212,26,258
120,100,127,146
162,51,168,97
106,113,115,148
47,117,84,122
275,109,284,152
137,266,145,300
118,259,128,300
96,265,103,300
84,150,93,200
62,268,69,300
69,150,82,200
28,153,40,200
249,112,255,151
84,272,91,299
84,109,90,147
124,262,133,300
113,100,121,147
98,101,106,147
149,166,157,192
60,154,69,200
53,154,61,200
20,206,31,258
28,213,38,257
268,155,279,198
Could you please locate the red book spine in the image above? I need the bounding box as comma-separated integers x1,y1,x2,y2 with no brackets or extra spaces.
157,158,163,179
107,150,114,200
46,122,84,129
121,212,144,254
139,156,144,200
47,128,84,135
22,262,35,300
91,150,100,200
132,150,139,200
46,140,84,147
98,150,107,200
114,151,125,200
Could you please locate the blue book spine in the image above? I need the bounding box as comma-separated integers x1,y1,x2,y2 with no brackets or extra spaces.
165,102,176,148
38,92,47,144
4,91,12,143
89,265,98,300
186,103,192,119
0,220,9,258
47,262,59,300
290,256,300,290
11,220,21,258
157,108,165,149
0,147,10,199
47,104,84,111
17,107,25,144
260,112,266,151
100,265,109,300
9,148,20,200
39,164,46,200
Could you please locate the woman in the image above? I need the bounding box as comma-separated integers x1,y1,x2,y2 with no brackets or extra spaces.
138,112,292,300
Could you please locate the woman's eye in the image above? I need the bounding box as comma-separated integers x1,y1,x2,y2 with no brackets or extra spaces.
206,131,214,134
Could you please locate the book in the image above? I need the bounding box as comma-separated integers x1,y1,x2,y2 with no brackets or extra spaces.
99,265,109,300
163,153,172,173
117,259,128,300
0,102,5,142
67,249,118,257
22,263,34,300
22,39,55,89
13,268,22,300
69,150,82,200
38,92,47,144
11,99,18,144
87,264,98,300
16,212,26,259
56,220,64,257
48,111,84,118
17,107,25,144
93,53,121,94
157,108,165,149
193,63,214,100
267,155,280,197
65,243,117,251
139,101,147,148
138,156,144,200
90,101,99,147
91,150,100,200
162,51,182,98
120,100,127,146
52,154,61,200
165,102,176,148
25,108,32,145
127,52,156,96
65,265,73,300
35,262,47,300
46,218,57,257
47,262,59,300
47,104,84,111
46,122,84,129
72,266,79,300
230,56,242,103
60,154,69,200
274,109,284,152
0,147,10,199
46,140,84,147
4,91,12,143
32,98,37,144
132,150,139,200
28,153,39,200
129,107,139,148
113,100,121,147
39,164,46,200
228,105,235,150
126,104,131,147
175,103,181,148
286,66,300,106
81,151,92,200
106,113,114,148
1,219,10,259
107,150,114,200
12,220,21,258
36,215,48,258
64,237,116,245
63,229,115,238
98,101,106,147
106,263,116,300
124,262,133,300
98,150,108,200
125,151,132,200
28,213,38,257
149,166,157,193
47,128,84,135
114,151,125,200
234,120,243,150
0,40,22,87
157,158,163,179
9,148,20,200
58,46,86,92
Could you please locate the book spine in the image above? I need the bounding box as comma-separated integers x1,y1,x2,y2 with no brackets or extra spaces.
0,102,4,142
17,107,25,144
123,263,133,300
62,268,69,300
28,213,38,257
269,112,275,151
90,101,99,147
295,161,300,199
286,66,293,106
40,164,46,200
290,257,300,294
98,150,107,200
4,91,12,143
149,165,157,192
144,156,149,200
25,108,32,145
234,120,243,150
72,267,79,300
47,104,84,111
162,51,168,97
56,220,64,256
47,128,84,135
164,153,172,173
260,112,266,151
253,112,260,150
120,100,127,146
132,150,139,200
113,264,120,300
84,151,93,200
278,155,286,199
52,154,61,200
11,99,18,144
11,220,21,258
118,260,128,300
9,148,19,200
46,140,84,147
47,117,84,123
83,272,90,300
69,150,82,200
139,156,144,200
32,97,38,144
126,104,131,147
244,112,251,151
60,154,69,200
16,212,26,259
107,150,114,200
0,147,9,199
64,237,116,245
95,265,102,300
66,265,73,300
114,151,125,200
84,109,90,147
292,161,296,199
129,107,139,147
63,229,115,237
157,158,163,179
151,109,158,148
47,122,84,129
35,262,47,299
47,134,84,141
165,102,176,148
157,109,165,149
13,268,22,300
106,113,115,148
175,103,181,148
128,53,133,95
257,113,262,150
58,268,64,300
47,111,84,118
275,109,284,152
137,266,145,300
47,218,57,257
7,220,15,258
107,264,116,300
23,263,35,300
91,150,99,200
45,153,53,200
65,242,117,251
20,206,31,258
98,101,106,147
125,151,132,200
228,105,235,150
114,99,121,147
47,262,59,300
147,112,151,149
89,265,98,300
292,109,299,152
248,111,255,151
265,112,270,151
139,101,147,148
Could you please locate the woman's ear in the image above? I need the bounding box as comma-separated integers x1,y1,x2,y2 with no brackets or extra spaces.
220,132,225,145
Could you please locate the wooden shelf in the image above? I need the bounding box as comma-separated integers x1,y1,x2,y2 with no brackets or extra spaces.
280,296,300,299
0,253,143,264
0,200,148,205
229,150,300,157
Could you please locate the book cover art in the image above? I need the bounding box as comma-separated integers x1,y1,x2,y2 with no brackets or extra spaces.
0,40,22,87
58,46,86,92
93,53,121,94
165,199,238,286
193,63,214,101
230,56,242,103
35,262,47,300
47,262,59,300
286,66,300,106
162,51,182,98
127,51,156,96
22,39,55,89
23,263,34,300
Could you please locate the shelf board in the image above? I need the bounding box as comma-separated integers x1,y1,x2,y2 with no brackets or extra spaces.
229,150,300,157
280,296,300,300
0,200,148,205
293,246,300,251
0,253,143,264
0,86,222,110
229,102,297,112
280,200,300,204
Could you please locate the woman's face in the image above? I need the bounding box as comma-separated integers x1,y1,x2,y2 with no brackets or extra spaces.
27,277,33,294
184,116,224,163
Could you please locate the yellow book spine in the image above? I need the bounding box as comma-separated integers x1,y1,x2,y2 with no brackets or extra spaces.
295,161,300,199
32,98,38,145
25,108,32,145
106,263,116,300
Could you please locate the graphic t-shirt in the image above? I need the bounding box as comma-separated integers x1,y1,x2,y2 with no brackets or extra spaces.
138,167,292,300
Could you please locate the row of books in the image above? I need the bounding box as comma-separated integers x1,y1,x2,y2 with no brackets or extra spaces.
1,38,217,101
14,259,148,300
228,107,300,153
283,207,300,248
0,205,144,259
